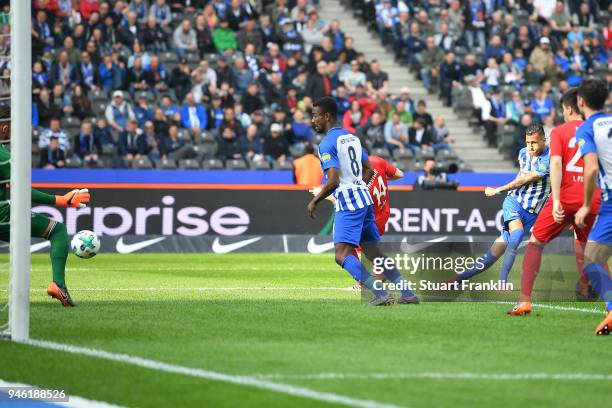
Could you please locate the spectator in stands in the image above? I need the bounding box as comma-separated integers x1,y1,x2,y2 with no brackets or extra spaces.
388,99,412,126
133,93,154,128
128,56,149,95
523,63,542,86
506,91,526,125
420,36,445,93
464,0,487,49
461,53,484,84
264,122,290,165
173,19,198,57
74,120,102,166
305,60,332,101
231,57,253,97
119,11,141,49
434,22,455,53
408,118,432,154
39,136,66,169
169,57,192,103
529,37,553,75
366,60,389,95
161,124,197,161
294,143,323,187
550,1,572,40
241,124,265,166
236,17,262,53
413,100,433,130
484,87,508,147
376,0,398,44
432,116,453,153
39,117,70,151
290,109,312,155
118,119,148,166
572,2,595,33
439,52,462,107
343,60,366,94
483,58,501,90
105,90,135,134
278,18,304,57
50,50,76,89
213,18,238,54
384,112,409,153
98,54,120,94
142,14,169,52
358,111,385,149
181,92,207,137
218,105,244,154
76,51,99,92
531,88,555,122
79,0,101,22
150,0,172,28
72,85,93,120
300,11,325,54
404,23,425,66
499,52,522,87
343,100,364,134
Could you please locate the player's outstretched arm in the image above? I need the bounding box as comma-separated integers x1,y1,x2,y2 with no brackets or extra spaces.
388,168,404,181
485,171,543,197
309,186,336,204
362,159,374,184
549,156,564,223
31,188,91,208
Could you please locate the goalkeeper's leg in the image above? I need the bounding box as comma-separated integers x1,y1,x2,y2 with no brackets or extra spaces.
31,213,74,307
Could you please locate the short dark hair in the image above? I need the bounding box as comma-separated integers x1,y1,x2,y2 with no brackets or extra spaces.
304,143,315,155
525,123,545,139
313,96,338,118
560,87,580,114
577,78,609,111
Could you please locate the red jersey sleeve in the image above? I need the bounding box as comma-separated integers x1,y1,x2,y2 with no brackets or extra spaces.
549,127,563,158
384,160,397,178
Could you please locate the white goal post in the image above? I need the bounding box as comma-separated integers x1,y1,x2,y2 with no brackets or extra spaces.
7,0,32,341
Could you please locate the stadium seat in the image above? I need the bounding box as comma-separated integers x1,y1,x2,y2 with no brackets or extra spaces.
393,148,413,160
372,147,391,159
251,160,271,170
95,103,107,117
158,158,177,169
435,150,459,161
420,147,435,160
177,130,192,143
273,160,293,170
65,156,82,168
160,51,178,65
198,131,216,144
202,158,224,169
226,159,248,170
61,117,81,132
178,158,201,169
132,157,153,169
289,145,304,158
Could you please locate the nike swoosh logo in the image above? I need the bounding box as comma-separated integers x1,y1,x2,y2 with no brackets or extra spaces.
116,237,167,254
400,236,448,253
307,237,335,254
211,237,261,254
30,241,51,253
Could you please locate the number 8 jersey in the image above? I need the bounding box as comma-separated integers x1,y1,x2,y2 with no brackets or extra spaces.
318,127,374,212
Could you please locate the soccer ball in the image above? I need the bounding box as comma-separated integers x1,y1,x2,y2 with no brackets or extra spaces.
71,230,101,259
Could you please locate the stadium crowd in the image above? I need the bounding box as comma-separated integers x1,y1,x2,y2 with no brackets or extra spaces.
10,0,454,174
356,0,612,162
0,0,608,173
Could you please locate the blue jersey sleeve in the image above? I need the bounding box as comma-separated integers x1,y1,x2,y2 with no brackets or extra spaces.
318,138,339,171
535,153,550,176
576,123,597,157
361,147,369,163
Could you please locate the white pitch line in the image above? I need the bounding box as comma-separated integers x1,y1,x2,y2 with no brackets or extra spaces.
0,379,123,407
492,300,604,315
251,372,612,382
20,339,405,408
0,287,355,292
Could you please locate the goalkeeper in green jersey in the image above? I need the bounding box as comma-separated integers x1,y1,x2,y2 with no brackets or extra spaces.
0,116,90,307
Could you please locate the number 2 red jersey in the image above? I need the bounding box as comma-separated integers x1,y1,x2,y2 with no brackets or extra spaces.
549,120,600,207
367,156,397,234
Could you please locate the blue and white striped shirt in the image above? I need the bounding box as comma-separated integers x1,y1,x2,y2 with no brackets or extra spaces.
508,147,551,214
576,112,612,202
318,127,373,212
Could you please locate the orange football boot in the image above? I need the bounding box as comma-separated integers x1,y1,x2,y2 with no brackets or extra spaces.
47,282,76,307
594,311,612,335
507,302,532,316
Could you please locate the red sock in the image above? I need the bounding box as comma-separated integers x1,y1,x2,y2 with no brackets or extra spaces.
521,243,544,299
574,240,588,285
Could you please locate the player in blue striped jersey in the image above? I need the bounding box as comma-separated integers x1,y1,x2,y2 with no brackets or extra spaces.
307,97,417,306
573,78,612,335
456,123,550,285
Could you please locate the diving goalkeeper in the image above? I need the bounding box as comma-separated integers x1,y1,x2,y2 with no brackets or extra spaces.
0,113,90,307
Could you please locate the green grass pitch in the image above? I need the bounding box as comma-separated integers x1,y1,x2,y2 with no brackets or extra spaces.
0,253,611,408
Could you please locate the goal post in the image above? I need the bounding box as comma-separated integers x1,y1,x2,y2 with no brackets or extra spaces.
8,0,32,342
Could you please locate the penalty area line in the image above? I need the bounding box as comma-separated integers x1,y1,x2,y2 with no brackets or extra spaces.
0,379,123,407
20,339,405,408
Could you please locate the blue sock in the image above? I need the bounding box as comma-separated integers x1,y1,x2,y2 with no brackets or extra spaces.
584,263,612,311
342,255,387,298
499,229,523,282
456,249,499,281
381,257,415,298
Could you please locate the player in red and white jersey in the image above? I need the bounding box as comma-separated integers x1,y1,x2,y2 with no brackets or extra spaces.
509,88,604,315
311,155,406,290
